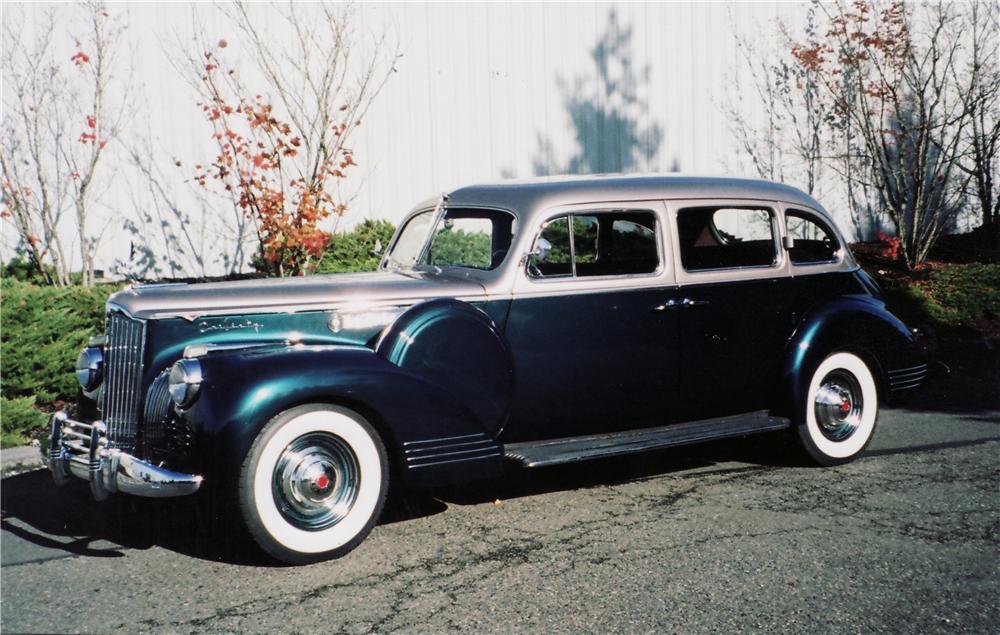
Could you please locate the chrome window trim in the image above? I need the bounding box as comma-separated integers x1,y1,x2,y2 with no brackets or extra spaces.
674,201,783,274
517,201,672,292
382,204,519,273
782,206,845,268
668,198,792,286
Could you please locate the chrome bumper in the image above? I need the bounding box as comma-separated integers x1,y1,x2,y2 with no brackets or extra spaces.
41,411,203,499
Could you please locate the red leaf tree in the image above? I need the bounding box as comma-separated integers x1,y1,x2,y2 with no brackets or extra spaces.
788,1,995,268
186,2,398,277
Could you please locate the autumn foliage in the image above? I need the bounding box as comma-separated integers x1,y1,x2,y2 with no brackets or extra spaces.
784,1,992,269
192,44,361,276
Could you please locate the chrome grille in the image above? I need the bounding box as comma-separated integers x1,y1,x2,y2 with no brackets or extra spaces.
143,369,172,451
101,311,146,450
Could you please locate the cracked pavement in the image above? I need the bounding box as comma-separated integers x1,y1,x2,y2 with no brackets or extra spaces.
2,396,998,633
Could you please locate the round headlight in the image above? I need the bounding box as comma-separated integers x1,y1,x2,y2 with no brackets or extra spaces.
75,347,104,392
168,359,203,409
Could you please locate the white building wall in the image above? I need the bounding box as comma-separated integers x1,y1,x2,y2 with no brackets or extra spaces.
4,1,810,276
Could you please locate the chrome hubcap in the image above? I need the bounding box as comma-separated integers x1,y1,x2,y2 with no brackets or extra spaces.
272,432,360,531
814,370,864,441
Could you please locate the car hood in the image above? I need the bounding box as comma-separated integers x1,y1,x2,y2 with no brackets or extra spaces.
108,270,488,320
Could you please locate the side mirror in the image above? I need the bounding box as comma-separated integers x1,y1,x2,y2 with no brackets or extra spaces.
529,237,553,263
782,235,795,250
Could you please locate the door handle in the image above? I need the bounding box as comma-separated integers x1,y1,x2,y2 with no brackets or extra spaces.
681,298,710,307
652,299,679,312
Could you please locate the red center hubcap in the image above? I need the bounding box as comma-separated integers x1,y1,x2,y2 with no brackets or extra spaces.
315,474,330,490
839,398,851,414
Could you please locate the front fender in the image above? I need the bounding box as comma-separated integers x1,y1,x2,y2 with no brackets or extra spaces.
186,344,504,487
781,294,924,417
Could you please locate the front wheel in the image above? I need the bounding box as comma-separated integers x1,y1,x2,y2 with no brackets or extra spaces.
238,404,389,564
796,352,879,466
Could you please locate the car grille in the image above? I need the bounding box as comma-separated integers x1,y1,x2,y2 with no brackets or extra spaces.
101,310,147,450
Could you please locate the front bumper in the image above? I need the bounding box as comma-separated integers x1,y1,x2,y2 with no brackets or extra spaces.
41,411,203,500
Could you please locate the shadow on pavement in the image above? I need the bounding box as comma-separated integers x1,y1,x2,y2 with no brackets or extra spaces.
900,339,1000,415
0,434,797,566
0,472,277,566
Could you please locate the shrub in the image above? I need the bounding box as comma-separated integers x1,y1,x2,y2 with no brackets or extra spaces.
1,279,113,405
426,229,493,268
920,264,1000,327
316,220,396,274
1,396,48,447
875,263,1000,336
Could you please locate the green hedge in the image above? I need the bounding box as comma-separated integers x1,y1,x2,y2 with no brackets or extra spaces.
316,220,396,274
1,279,115,446
1,396,49,447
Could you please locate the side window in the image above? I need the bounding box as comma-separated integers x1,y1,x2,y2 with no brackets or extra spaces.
528,216,572,277
528,211,660,278
426,217,493,269
786,210,840,264
677,206,777,271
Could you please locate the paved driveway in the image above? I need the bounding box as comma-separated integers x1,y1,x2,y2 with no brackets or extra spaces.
2,368,998,634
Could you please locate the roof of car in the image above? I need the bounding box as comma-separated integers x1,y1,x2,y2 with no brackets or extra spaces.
412,174,831,224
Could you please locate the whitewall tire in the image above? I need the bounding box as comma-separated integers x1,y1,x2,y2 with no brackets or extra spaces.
239,404,389,564
796,352,879,466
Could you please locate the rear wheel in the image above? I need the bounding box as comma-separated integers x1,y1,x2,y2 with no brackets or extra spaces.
239,404,388,564
796,352,879,466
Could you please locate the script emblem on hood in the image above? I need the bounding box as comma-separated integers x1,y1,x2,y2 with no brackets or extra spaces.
196,318,264,334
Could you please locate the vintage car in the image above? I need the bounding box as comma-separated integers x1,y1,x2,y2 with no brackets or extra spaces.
43,175,928,563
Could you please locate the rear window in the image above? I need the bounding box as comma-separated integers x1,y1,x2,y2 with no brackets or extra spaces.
676,206,777,271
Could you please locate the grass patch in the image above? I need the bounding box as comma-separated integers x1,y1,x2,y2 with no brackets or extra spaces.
859,260,1000,338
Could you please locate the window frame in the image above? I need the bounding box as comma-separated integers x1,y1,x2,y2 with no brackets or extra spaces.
525,208,666,283
674,203,783,274
666,199,789,286
384,205,518,273
784,207,844,267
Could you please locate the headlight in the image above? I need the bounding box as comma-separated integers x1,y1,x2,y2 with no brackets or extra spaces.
75,347,104,392
168,359,203,408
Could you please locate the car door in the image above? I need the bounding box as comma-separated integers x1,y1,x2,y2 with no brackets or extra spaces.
502,202,680,443
669,200,797,422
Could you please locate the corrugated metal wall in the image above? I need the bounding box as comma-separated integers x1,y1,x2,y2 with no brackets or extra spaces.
6,2,807,274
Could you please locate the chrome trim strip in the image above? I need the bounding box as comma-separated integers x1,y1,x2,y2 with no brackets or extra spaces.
404,439,495,455
889,364,929,376
141,295,490,321
405,445,499,462
891,380,926,391
402,432,489,447
889,368,929,380
405,451,503,469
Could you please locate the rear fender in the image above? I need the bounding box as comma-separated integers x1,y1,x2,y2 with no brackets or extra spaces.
781,295,920,418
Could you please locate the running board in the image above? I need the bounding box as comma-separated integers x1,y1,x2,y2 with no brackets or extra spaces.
503,411,791,468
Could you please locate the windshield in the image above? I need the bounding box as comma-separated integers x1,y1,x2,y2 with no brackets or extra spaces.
385,208,516,271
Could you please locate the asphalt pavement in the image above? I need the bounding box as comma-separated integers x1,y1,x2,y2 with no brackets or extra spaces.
2,357,998,634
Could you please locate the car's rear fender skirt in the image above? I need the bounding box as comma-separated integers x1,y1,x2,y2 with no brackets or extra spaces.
779,295,923,417
187,345,504,488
